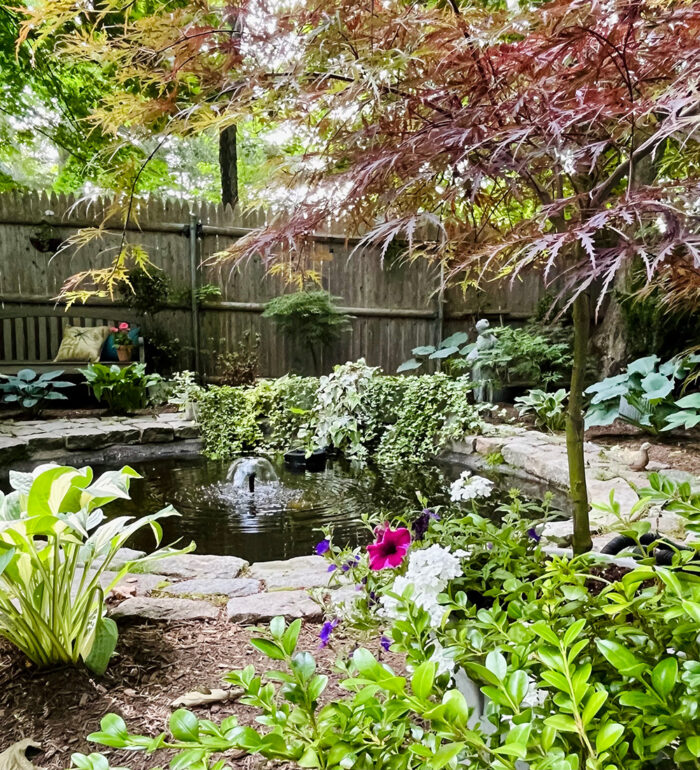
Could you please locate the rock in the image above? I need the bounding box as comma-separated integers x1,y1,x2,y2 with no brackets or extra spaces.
64,426,108,451
0,436,28,463
153,554,249,580
474,436,506,455
650,509,686,541
247,555,331,590
162,577,261,598
87,547,147,570
540,520,574,547
100,424,141,445
172,421,199,439
23,433,65,454
587,478,639,529
501,441,570,488
226,590,322,624
447,437,476,454
111,597,219,621
71,571,168,601
131,422,175,444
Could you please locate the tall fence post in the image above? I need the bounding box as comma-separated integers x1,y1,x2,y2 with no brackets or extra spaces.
188,212,201,377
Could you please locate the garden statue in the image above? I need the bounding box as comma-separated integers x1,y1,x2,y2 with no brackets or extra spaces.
467,318,497,402
227,457,278,492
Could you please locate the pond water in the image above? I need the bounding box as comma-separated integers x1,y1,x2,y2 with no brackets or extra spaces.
2,450,565,563
91,454,454,563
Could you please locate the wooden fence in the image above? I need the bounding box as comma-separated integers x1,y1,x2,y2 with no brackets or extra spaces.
0,191,546,378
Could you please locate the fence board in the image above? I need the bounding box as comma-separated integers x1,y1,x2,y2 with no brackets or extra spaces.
0,191,545,377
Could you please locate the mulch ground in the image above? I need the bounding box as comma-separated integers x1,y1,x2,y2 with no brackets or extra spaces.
0,616,396,770
586,424,700,476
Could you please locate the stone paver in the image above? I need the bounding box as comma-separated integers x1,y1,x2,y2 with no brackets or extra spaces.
130,422,175,443
0,436,28,463
71,571,168,600
88,547,147,570
162,577,261,598
111,597,219,621
153,554,249,580
0,415,198,464
64,426,110,451
247,555,331,590
226,590,322,624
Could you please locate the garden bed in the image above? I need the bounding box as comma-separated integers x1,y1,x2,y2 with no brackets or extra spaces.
0,618,396,770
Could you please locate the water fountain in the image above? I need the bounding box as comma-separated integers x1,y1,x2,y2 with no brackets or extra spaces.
226,457,278,492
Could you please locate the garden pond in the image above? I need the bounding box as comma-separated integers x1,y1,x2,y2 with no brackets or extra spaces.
107,455,575,560
1,452,567,563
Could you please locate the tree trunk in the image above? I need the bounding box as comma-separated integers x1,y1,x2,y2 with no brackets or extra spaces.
219,124,238,207
567,291,592,555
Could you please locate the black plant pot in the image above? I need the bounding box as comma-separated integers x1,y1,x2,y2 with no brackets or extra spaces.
284,448,327,472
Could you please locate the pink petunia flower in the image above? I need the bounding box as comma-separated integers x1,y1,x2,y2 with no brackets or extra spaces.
118,322,130,330
367,527,411,571
110,327,118,333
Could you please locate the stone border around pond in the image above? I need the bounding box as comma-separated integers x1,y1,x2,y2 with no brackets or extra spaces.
0,413,199,465
443,425,699,549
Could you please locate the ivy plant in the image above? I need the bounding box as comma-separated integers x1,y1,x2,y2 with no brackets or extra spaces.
197,386,263,459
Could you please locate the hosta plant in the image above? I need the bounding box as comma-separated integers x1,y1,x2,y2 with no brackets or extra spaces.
0,369,74,414
0,464,188,674
584,354,699,434
515,388,567,432
662,392,700,432
80,363,162,414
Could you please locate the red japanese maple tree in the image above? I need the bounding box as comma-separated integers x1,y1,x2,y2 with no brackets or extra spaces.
22,0,700,551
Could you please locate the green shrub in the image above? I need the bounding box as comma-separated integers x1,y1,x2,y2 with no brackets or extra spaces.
75,526,700,770
0,464,186,673
198,386,262,459
263,290,350,371
80,363,162,414
0,368,74,414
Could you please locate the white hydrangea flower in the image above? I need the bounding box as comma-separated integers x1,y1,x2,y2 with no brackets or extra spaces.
381,545,464,628
450,471,494,502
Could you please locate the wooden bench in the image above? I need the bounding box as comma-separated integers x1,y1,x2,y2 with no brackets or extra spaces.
0,304,145,375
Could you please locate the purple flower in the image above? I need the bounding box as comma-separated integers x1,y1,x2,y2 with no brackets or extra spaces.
527,527,541,543
380,636,391,652
315,539,330,555
412,509,440,541
319,619,339,648
327,564,337,573
341,555,361,572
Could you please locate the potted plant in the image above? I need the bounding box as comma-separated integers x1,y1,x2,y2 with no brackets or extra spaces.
110,322,136,362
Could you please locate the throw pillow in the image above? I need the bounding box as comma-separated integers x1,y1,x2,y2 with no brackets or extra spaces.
54,325,110,363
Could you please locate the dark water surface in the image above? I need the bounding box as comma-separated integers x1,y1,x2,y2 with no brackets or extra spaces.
89,454,452,562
